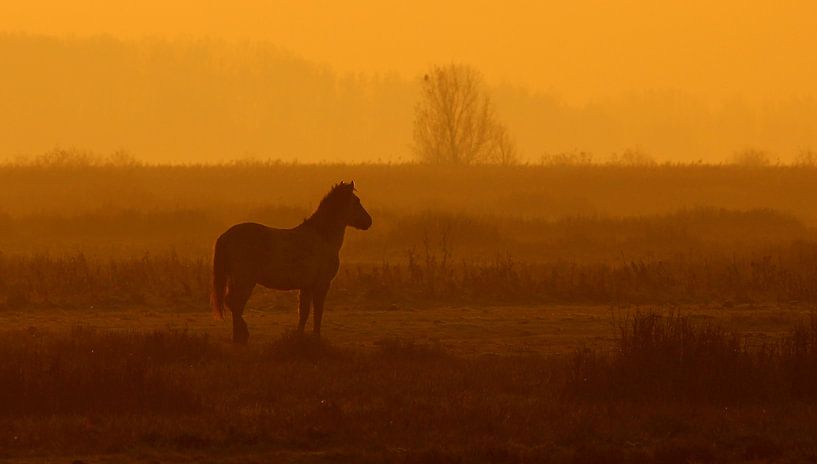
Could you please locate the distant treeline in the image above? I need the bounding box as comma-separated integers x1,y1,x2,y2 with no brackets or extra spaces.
0,203,811,262
3,159,817,221
2,34,817,162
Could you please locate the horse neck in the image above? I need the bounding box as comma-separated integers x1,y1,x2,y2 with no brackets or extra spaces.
303,212,347,250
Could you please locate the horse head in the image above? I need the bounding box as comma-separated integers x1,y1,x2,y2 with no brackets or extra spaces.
342,181,372,230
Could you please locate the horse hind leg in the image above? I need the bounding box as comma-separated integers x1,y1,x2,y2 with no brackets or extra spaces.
226,280,254,344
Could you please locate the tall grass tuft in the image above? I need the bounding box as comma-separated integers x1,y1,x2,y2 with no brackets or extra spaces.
567,311,817,403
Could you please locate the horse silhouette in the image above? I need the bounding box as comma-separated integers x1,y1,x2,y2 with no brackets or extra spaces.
211,181,372,343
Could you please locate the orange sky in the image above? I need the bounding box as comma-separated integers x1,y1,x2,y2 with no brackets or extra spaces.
2,0,816,104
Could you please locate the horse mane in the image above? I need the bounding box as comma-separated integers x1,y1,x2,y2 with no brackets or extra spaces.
302,182,355,228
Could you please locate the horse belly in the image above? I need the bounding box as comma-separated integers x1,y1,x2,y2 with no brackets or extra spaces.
256,255,320,290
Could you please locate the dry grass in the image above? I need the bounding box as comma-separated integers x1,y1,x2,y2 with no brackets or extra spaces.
3,320,817,462
7,163,817,461
6,239,817,308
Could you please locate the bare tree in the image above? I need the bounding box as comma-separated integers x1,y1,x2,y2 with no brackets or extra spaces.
490,124,518,166
412,64,518,165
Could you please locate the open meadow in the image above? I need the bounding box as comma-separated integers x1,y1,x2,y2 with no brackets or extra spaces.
3,4,817,462
4,161,817,462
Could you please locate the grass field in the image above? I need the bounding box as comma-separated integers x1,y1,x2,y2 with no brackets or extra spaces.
2,303,812,355
3,305,817,463
5,161,817,462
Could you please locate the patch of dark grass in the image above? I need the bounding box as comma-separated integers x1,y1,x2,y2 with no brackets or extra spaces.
262,330,343,362
373,335,448,361
0,328,210,415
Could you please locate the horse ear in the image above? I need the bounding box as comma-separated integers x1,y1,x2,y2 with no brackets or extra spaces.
350,181,355,190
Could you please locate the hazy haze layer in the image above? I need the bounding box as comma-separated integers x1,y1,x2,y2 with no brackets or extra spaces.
2,1,816,162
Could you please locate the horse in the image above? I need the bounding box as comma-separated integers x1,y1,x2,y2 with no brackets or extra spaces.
211,181,372,343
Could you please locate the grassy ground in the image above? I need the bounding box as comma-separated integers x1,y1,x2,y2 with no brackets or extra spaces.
5,163,817,462
3,303,811,355
3,304,817,463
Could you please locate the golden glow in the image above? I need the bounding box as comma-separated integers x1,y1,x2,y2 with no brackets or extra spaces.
3,1,816,102
1,1,816,162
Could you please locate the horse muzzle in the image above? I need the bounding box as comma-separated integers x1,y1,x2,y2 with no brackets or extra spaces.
355,212,372,230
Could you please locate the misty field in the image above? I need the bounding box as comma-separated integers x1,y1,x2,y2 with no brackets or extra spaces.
5,161,817,462
5,160,817,309
3,309,817,463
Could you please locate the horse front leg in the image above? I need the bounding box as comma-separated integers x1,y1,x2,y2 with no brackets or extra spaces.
297,289,312,333
232,311,249,345
312,282,330,335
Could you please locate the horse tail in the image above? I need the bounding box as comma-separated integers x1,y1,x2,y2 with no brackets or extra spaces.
211,234,228,320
